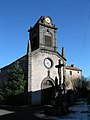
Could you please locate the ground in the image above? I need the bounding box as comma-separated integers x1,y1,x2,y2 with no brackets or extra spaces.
0,99,90,120
0,105,42,120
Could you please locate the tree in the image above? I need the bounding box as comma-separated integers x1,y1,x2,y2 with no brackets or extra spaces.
71,78,82,90
0,88,4,100
4,61,26,98
86,76,90,90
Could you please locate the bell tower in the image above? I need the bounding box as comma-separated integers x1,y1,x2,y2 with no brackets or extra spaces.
28,16,57,52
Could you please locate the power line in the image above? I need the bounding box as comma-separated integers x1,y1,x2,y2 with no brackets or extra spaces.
80,11,90,60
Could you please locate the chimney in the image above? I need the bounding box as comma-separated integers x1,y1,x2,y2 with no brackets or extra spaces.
62,47,65,58
71,64,74,67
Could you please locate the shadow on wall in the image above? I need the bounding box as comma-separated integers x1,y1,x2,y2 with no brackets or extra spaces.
28,87,54,105
0,86,54,106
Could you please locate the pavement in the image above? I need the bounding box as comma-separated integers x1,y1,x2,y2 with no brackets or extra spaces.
35,100,90,120
0,105,41,120
0,109,14,116
0,100,90,120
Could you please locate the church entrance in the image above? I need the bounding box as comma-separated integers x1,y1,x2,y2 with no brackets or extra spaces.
41,80,54,105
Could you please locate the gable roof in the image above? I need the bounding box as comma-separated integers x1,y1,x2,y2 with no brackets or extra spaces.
66,66,82,71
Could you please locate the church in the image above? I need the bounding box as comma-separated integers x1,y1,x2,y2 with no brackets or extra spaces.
0,16,82,105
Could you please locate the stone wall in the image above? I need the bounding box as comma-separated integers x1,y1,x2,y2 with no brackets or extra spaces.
0,55,27,89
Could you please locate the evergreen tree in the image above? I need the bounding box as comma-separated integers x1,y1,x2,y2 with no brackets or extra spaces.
4,61,26,97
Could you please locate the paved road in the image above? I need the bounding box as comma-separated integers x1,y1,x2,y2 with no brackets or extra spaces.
35,101,90,120
0,109,14,116
0,101,90,120
0,105,41,120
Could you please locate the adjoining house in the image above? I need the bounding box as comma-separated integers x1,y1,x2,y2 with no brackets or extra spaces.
66,64,82,90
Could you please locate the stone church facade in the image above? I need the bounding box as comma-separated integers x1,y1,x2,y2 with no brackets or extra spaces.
27,16,66,104
0,16,82,105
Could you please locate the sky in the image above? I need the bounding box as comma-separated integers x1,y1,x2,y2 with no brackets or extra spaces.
0,0,90,78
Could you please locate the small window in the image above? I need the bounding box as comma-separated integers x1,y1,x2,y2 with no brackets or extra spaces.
77,71,79,73
70,71,72,75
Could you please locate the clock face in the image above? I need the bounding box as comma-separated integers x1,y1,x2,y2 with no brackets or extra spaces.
44,58,52,69
45,17,51,23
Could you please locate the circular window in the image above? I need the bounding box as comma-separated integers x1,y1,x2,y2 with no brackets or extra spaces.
44,58,53,69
